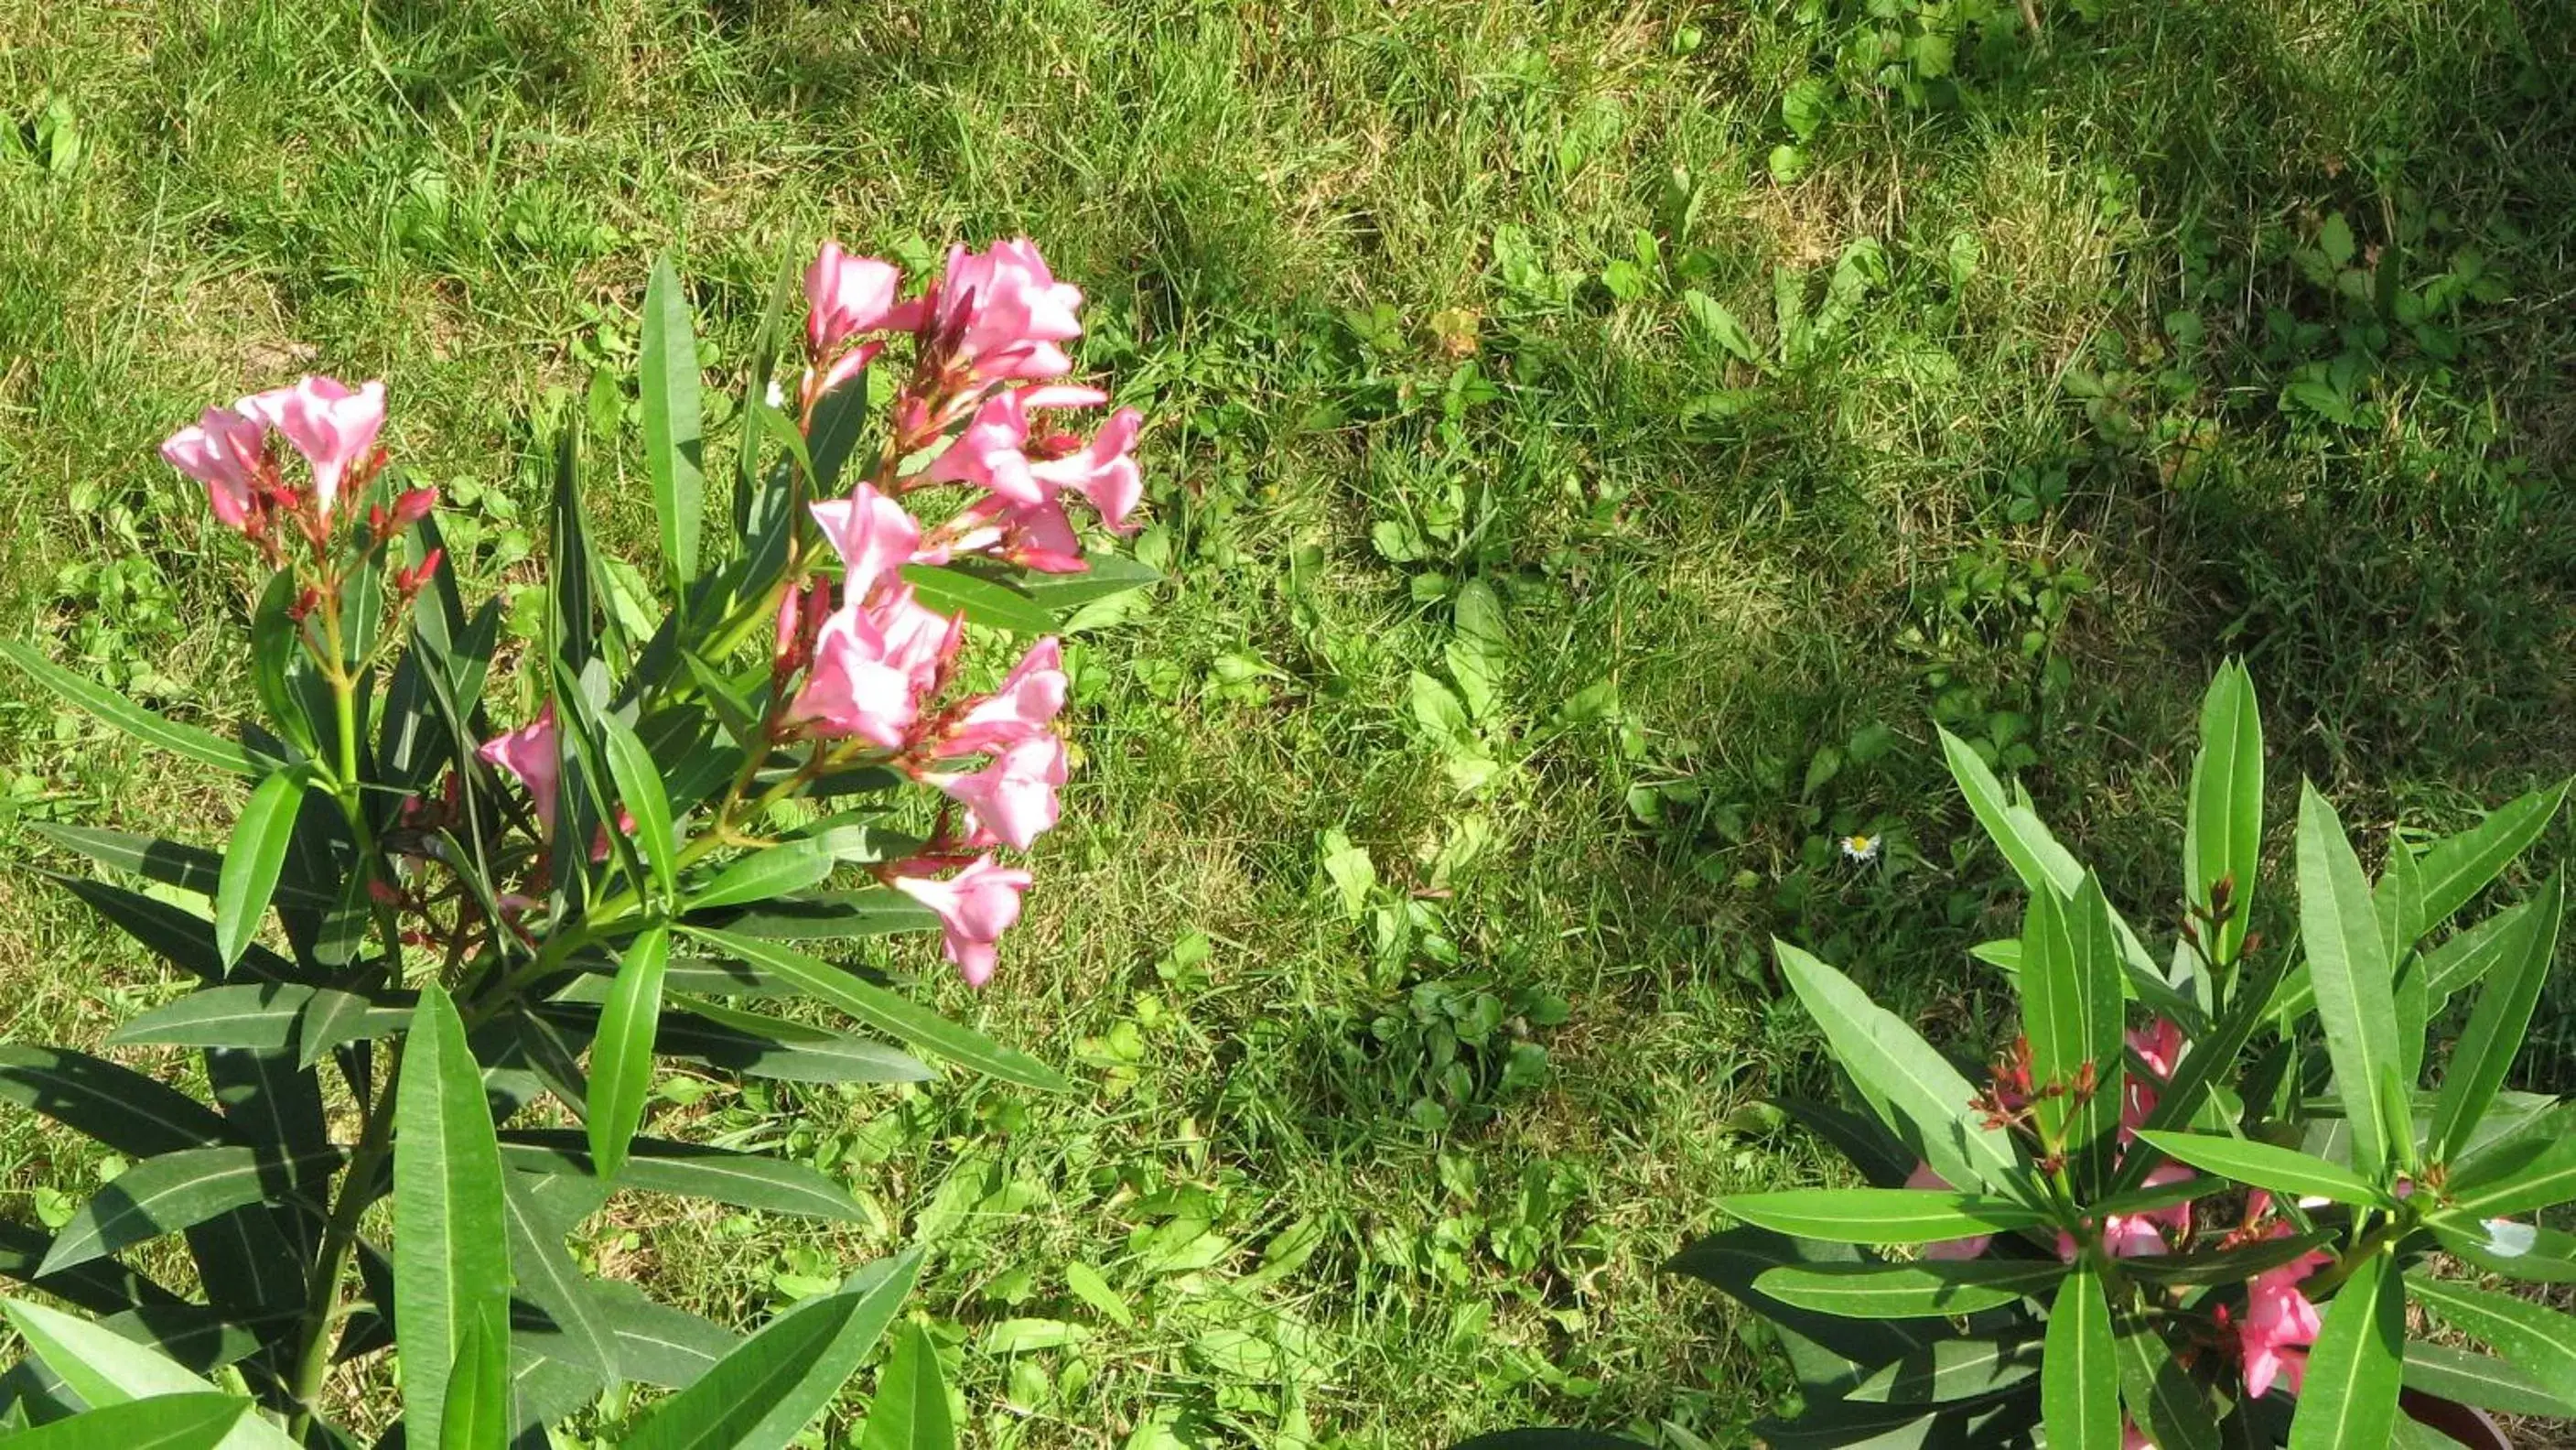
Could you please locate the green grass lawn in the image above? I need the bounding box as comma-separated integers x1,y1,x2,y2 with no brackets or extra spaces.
5,0,2576,1445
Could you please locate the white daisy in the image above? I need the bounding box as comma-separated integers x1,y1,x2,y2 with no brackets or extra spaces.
1840,833,1881,863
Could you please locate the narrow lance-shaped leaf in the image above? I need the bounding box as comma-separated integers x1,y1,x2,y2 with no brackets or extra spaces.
2043,1260,2118,1450
214,769,309,969
440,1305,512,1450
2430,872,2565,1163
590,924,672,1181
2183,660,2262,965
1751,1259,2064,1318
684,841,840,912
2401,1340,2576,1419
2133,1131,2394,1207
2407,1271,2576,1405
395,983,513,1448
683,927,1069,1092
2384,836,2430,1082
2290,1250,2404,1450
2,1296,297,1449
2409,779,2570,929
1773,939,2029,1200
624,1248,923,1450
0,641,284,777
0,1393,252,1450
601,710,678,902
856,1322,955,1450
1712,1187,2050,1243
2114,1308,2220,1450
37,1144,342,1273
641,253,706,590
2022,876,2123,1165
2296,783,2403,1178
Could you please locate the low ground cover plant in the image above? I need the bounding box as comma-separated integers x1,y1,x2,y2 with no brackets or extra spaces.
0,237,1150,1445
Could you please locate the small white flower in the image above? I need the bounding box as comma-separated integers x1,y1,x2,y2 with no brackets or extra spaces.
1840,833,1881,863
765,378,787,409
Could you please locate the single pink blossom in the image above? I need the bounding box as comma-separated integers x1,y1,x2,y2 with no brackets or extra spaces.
2121,1016,2187,1139
785,585,961,748
160,405,268,531
2237,1237,2332,1399
944,638,1067,754
930,239,1083,382
891,854,1033,987
479,705,561,838
804,243,913,358
237,376,385,516
922,385,1109,505
943,493,1087,574
927,733,1067,851
1029,406,1144,532
808,485,922,606
1905,1162,1991,1261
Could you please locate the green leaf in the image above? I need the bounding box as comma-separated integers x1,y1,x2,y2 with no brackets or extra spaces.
395,983,513,1448
1060,1261,1133,1330
1713,1187,2049,1243
1447,1437,1651,1450
499,1169,619,1380
2290,1250,2403,1448
2431,1217,2576,1282
2183,661,2263,964
0,642,283,777
624,1249,923,1450
2297,783,2403,1178
641,254,706,590
898,564,1055,634
2407,1272,2576,1406
2430,871,2564,1163
1014,554,1160,618
683,927,1069,1091
601,711,679,903
29,824,333,910
856,1322,954,1450
1773,941,2028,1199
2113,1310,2219,1450
499,1131,868,1221
658,997,929,1084
2043,1261,2118,1450
2411,780,2569,929
1842,1332,2044,1406
2425,893,2547,1005
2120,1228,2335,1286
2021,876,2123,1161
2132,1131,2393,1207
2,1297,296,1449
36,1144,340,1273
590,924,671,1181
2402,1340,2576,1418
440,1306,512,1450
1752,1259,2064,1318
0,1393,251,1449
685,842,841,912
212,770,308,969
109,982,407,1056
0,1046,232,1156
593,1280,739,1389
694,887,938,942
2449,1113,2576,1217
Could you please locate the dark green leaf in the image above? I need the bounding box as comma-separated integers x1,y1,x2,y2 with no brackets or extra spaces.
2,1296,298,1447
2183,661,2262,964
2121,1229,2335,1286
1014,554,1160,617
1774,940,2027,1199
2297,783,2403,1178
682,928,1068,1091
2043,1261,2118,1450
897,565,1053,634
2431,1217,2576,1282
684,842,840,911
641,253,706,590
30,824,334,909
108,983,406,1056
1713,1187,2050,1243
856,1322,953,1450
590,924,671,1181
0,1046,232,1155
1752,1258,2064,1318
623,1248,923,1450
499,1171,618,1380
601,712,678,901
2133,1131,2393,1207
2021,876,2123,1161
2407,1271,2576,1405
2430,872,2564,1163
0,641,283,777
1843,1332,2044,1406
211,771,308,971
499,1131,867,1222
37,1144,340,1273
2448,1120,2576,1217
805,367,870,493
395,983,513,1447
592,1281,738,1390
2114,1309,2219,1450
0,1223,187,1317
0,1393,250,1449
692,887,938,942
439,1307,512,1450
2290,1250,2403,1449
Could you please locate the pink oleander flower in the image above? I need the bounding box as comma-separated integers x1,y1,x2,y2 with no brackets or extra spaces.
160,405,269,531
923,384,1109,505
891,854,1033,987
804,243,916,359
941,492,1087,574
786,586,962,748
927,732,1067,852
479,705,561,838
1905,1162,1992,1261
1029,406,1144,532
808,486,922,605
2235,1233,2331,1399
2123,1421,2155,1450
944,638,1067,754
929,239,1083,383
237,376,385,516
2121,1016,2186,1139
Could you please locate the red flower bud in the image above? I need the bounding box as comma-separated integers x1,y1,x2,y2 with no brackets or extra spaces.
391,487,437,530
289,587,321,621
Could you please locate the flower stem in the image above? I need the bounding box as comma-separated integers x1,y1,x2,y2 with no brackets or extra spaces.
281,1034,404,1438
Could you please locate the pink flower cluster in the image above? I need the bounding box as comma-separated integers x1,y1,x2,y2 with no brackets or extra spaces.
161,376,394,556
